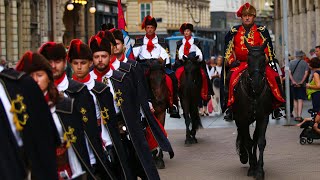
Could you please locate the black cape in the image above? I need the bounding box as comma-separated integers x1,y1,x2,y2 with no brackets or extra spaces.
120,60,174,158
110,70,160,180
0,68,58,180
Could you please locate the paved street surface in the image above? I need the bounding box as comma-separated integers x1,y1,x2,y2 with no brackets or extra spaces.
159,101,320,180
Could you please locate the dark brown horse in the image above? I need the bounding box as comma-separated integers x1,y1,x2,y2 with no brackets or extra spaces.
179,55,203,145
233,40,273,180
147,58,169,126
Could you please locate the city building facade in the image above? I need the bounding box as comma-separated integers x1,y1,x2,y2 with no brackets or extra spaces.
0,0,100,65
274,0,320,63
126,0,211,36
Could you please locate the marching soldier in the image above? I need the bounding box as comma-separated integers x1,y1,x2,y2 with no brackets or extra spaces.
16,51,93,179
89,36,160,180
67,39,134,179
222,3,285,121
39,42,119,179
133,15,180,118
110,29,175,168
0,60,58,179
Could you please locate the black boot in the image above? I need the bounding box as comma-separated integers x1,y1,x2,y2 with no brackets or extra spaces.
168,73,181,118
223,71,233,121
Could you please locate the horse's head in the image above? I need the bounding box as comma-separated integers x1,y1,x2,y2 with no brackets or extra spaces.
244,39,268,94
147,57,165,71
183,52,201,74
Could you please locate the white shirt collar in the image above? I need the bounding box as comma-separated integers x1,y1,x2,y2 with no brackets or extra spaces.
56,74,69,92
112,60,121,70
83,75,95,90
122,57,128,63
182,36,194,45
0,66,4,72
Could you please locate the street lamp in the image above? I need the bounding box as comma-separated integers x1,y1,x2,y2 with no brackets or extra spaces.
67,3,74,11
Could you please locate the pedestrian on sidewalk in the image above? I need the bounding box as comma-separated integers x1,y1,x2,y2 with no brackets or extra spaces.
289,50,309,121
306,57,320,112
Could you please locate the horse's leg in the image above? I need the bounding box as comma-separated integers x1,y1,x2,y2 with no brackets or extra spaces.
248,128,259,177
255,116,269,180
182,101,192,145
190,102,201,143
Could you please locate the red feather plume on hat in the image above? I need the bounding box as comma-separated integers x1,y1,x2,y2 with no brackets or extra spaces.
237,2,256,17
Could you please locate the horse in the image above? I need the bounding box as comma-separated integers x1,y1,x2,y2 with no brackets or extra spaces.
179,55,203,145
233,40,273,180
147,58,169,169
147,58,169,126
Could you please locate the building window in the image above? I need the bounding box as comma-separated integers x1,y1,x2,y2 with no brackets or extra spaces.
140,3,151,22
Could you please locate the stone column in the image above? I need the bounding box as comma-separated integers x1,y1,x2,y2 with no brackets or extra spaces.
299,5,307,53
306,0,316,52
21,0,31,53
292,2,300,52
0,0,6,59
315,0,320,46
6,0,19,64
78,5,86,42
39,0,49,44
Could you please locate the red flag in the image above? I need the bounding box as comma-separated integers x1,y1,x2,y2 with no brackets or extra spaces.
118,0,126,30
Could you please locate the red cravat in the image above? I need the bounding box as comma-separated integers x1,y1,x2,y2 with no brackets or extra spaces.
44,92,50,103
54,72,66,86
72,74,91,83
118,54,125,62
93,68,109,82
146,33,156,53
184,36,192,55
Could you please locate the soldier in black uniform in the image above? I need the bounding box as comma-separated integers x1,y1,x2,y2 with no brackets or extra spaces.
39,42,118,179
89,36,160,180
68,39,135,179
16,51,95,179
0,62,58,179
110,29,175,168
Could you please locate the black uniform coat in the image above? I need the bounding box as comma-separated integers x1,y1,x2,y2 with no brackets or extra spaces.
0,69,58,180
119,61,174,158
91,80,133,180
63,79,116,179
110,70,160,180
55,97,96,179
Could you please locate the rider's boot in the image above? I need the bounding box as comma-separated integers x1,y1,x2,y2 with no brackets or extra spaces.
224,71,233,121
271,76,285,119
168,73,181,118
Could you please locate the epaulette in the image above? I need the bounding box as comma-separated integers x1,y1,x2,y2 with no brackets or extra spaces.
229,25,241,34
119,62,132,73
66,79,86,93
134,37,144,47
0,68,26,80
111,70,126,82
257,25,266,32
127,60,137,67
92,81,108,94
56,97,74,114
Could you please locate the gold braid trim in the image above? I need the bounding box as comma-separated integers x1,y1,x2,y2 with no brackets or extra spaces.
259,32,273,61
224,37,234,65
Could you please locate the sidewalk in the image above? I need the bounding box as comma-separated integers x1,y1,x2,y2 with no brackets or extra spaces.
165,100,313,130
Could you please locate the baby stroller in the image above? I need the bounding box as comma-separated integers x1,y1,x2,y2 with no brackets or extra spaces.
299,109,320,145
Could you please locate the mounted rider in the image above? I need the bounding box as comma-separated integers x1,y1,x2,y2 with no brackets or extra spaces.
223,2,285,121
175,23,209,102
133,15,180,118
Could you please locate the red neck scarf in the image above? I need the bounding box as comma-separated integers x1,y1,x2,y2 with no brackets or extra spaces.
72,74,91,83
93,56,117,82
184,36,192,55
44,92,50,104
118,54,125,62
93,68,109,82
54,72,66,86
146,33,156,53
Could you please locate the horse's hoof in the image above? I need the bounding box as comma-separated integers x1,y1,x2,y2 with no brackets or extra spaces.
255,169,265,180
239,149,248,164
185,139,193,146
247,167,256,177
191,137,198,144
155,157,165,169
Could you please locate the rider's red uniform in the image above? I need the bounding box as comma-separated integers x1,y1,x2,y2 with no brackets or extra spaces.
224,24,285,107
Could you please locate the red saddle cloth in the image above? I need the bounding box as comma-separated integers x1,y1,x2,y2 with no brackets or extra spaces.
175,66,209,101
145,114,168,151
228,62,285,109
